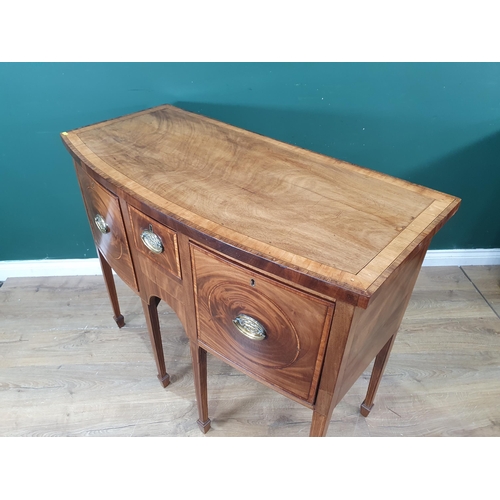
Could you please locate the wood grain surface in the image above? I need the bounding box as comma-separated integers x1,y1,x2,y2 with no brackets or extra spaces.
61,105,460,303
128,204,182,280
1,267,499,436
192,244,334,404
75,164,138,291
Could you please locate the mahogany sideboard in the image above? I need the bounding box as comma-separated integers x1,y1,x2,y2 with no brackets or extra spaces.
61,105,460,436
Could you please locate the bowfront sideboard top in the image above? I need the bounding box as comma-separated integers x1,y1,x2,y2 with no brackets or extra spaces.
61,104,460,436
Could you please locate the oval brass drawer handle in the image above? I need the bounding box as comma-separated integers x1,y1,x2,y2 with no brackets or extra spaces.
94,214,110,234
233,314,266,341
141,224,164,254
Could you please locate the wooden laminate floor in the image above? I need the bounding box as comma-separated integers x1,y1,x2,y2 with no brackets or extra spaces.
0,266,499,437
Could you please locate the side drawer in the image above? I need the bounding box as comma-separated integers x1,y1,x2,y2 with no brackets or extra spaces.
128,205,182,280
76,165,138,291
191,245,334,404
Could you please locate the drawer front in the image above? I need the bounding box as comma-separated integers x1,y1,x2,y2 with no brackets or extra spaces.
191,245,334,403
128,205,182,280
76,166,138,291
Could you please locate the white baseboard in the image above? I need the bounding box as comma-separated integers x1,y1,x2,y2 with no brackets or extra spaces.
0,259,103,281
422,249,500,267
1,249,499,281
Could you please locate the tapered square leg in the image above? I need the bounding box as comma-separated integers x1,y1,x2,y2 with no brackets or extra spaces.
190,342,211,434
98,249,125,328
142,296,170,388
360,334,397,417
310,412,331,437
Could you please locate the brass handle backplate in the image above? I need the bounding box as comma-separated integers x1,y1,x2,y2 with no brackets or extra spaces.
233,314,266,341
94,214,109,234
141,224,164,254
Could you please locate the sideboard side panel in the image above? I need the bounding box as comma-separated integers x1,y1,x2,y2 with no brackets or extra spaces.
336,239,430,403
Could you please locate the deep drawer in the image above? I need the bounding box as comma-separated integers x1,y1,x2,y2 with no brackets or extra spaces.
191,245,334,404
76,165,138,291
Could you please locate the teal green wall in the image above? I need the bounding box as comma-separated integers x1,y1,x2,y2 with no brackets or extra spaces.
1,63,499,261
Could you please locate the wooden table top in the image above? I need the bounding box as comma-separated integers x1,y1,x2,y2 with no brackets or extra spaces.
62,104,460,302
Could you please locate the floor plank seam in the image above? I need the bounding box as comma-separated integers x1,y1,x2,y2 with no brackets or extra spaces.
460,266,500,320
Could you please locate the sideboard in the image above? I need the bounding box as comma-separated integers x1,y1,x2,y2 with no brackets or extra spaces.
61,105,460,436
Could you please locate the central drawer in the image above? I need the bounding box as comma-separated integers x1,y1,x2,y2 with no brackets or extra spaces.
128,205,182,280
191,245,335,404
